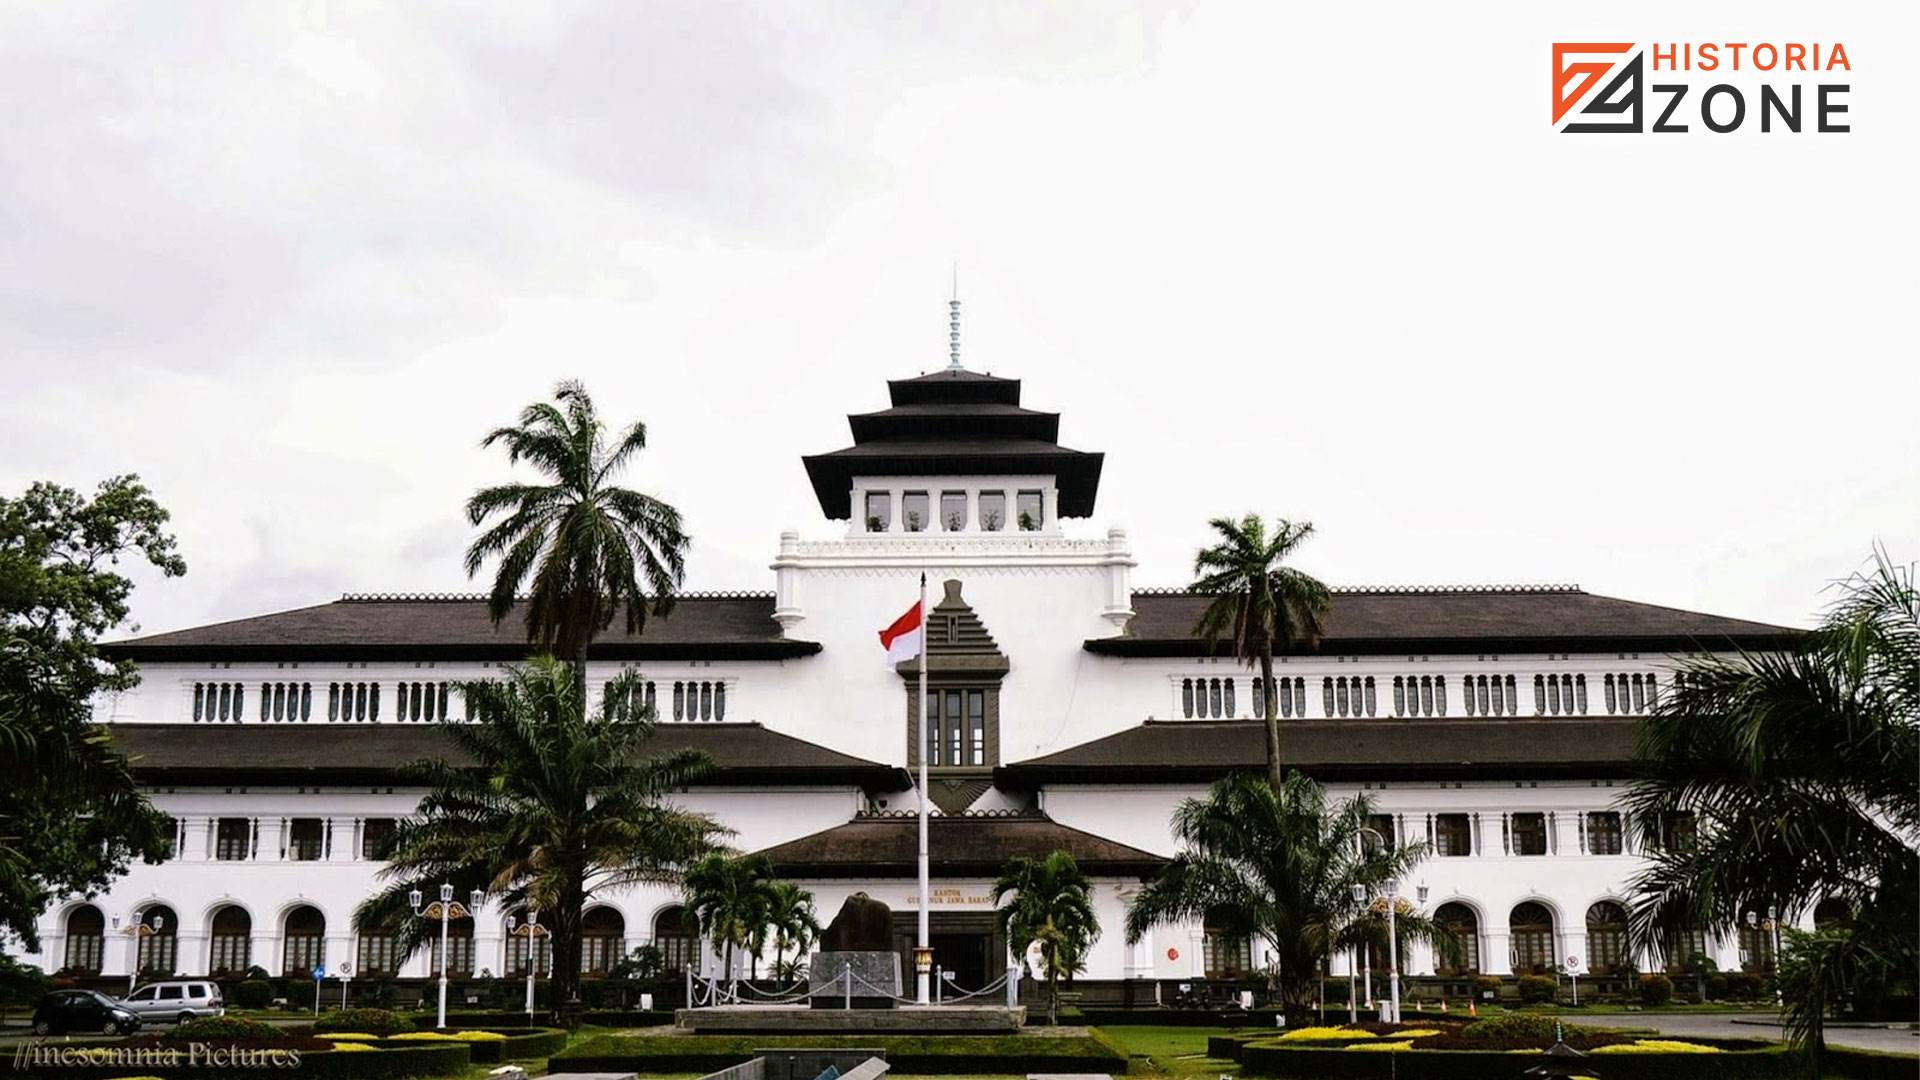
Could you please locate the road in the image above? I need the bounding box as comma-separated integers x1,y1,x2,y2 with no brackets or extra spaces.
1625,1011,1918,1055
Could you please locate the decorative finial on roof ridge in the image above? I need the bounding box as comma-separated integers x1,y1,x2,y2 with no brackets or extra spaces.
947,263,962,372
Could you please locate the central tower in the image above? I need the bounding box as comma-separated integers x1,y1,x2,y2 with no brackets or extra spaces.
800,369,1104,538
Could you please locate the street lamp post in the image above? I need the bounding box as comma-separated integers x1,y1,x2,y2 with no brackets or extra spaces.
411,885,483,1030
113,911,166,995
505,912,549,1026
1352,857,1428,1024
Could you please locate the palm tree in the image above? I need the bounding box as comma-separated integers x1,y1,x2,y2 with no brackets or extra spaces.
1124,771,1448,1024
763,881,822,983
353,658,726,1014
1624,550,1917,1071
1190,515,1331,789
465,380,689,701
683,853,779,991
993,850,1100,1026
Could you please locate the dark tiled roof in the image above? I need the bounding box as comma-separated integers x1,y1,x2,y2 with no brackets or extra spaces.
1086,587,1801,656
100,594,819,662
754,812,1165,878
108,722,907,789
996,717,1643,784
803,370,1104,519
886,370,1023,406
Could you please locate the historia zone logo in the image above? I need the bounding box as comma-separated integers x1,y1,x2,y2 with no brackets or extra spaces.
1551,42,1851,133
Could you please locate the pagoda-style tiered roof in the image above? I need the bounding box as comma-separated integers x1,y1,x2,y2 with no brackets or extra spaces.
801,369,1104,519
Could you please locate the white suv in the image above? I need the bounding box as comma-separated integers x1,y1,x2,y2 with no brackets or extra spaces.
120,981,226,1026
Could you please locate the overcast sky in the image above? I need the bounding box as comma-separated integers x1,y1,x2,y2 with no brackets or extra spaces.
2,1,1914,639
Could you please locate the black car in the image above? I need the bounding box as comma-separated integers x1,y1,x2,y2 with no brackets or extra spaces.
31,989,140,1036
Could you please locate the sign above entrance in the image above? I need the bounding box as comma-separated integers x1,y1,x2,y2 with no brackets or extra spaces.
903,888,993,907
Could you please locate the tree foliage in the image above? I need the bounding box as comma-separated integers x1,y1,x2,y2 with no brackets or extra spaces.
681,853,779,987
355,657,726,1011
0,476,182,948
1190,514,1330,788
994,850,1100,1025
1625,549,1917,1068
1124,772,1447,1021
464,380,689,695
762,880,821,982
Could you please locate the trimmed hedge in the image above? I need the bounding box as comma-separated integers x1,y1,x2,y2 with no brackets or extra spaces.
437,1008,674,1027
2,1043,470,1080
1240,1042,1796,1079
554,1031,1130,1075
1826,1046,1920,1080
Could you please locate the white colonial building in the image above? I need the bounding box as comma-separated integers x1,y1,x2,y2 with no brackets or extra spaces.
29,367,1804,1004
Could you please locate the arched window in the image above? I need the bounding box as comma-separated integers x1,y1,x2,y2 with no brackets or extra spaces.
433,915,474,977
504,912,552,977
1433,902,1479,975
1812,898,1853,931
1585,901,1630,975
1202,907,1251,978
1663,924,1709,973
282,905,326,977
209,905,252,974
135,905,178,975
63,905,105,974
582,907,626,976
653,906,698,974
1508,902,1556,975
357,920,399,976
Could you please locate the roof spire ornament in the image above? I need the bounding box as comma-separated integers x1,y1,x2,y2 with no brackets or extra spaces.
947,264,962,371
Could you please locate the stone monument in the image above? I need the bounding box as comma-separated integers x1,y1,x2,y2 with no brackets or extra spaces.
808,893,901,1008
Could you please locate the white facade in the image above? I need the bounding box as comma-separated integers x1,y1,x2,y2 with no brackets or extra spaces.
30,368,1795,993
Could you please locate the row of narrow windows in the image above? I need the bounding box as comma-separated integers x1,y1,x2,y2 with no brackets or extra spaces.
195,679,727,722
1177,672,1661,720
864,489,1044,533
1605,672,1657,714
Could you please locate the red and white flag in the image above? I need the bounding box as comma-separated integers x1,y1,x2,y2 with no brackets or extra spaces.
879,601,923,665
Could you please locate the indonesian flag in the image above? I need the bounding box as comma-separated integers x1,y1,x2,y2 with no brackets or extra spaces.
879,601,923,665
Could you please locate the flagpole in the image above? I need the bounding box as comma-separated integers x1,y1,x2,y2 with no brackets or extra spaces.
915,571,932,1006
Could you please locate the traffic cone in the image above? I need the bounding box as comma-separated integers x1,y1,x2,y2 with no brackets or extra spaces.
1440,999,1449,1013
1468,1000,1478,1017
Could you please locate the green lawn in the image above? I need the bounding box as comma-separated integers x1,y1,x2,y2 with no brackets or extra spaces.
1099,1025,1239,1079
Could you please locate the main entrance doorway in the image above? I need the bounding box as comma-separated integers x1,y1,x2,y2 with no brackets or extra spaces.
890,911,1005,996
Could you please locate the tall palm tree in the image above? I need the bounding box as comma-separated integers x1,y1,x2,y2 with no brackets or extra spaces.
762,881,822,983
1124,771,1448,1024
465,380,689,701
1190,515,1331,789
354,659,726,1014
1624,550,1917,1071
994,850,1100,1026
682,853,778,990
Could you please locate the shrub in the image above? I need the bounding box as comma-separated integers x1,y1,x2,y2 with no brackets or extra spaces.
1473,974,1503,998
1638,972,1675,1006
233,979,273,1009
324,1042,380,1052
1342,1041,1413,1052
319,1034,380,1041
168,1015,281,1041
1462,1013,1587,1043
1516,974,1558,1004
451,1031,507,1041
316,1007,417,1035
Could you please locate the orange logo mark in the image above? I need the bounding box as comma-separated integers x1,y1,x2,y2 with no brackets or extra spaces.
1552,42,1636,123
